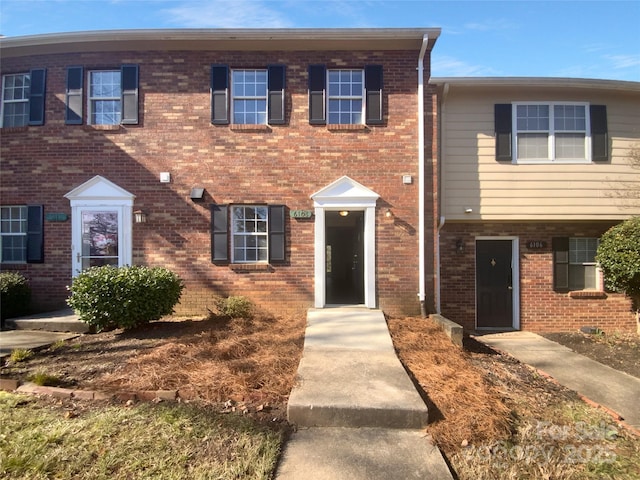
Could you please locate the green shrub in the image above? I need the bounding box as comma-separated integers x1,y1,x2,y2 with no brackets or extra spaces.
215,296,253,319
28,372,61,386
67,265,184,331
596,217,640,300
0,272,31,321
9,348,33,363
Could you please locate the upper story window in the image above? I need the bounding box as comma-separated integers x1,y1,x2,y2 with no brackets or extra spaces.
327,70,363,124
0,205,43,264
515,102,588,162
65,65,138,126
211,65,285,126
309,64,383,126
1,69,46,128
495,103,608,163
1,73,30,127
231,70,268,124
89,70,122,125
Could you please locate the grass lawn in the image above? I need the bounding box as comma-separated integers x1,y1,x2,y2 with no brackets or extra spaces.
0,391,283,480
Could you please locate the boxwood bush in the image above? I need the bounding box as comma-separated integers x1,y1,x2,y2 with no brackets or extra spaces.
0,272,31,322
67,265,184,331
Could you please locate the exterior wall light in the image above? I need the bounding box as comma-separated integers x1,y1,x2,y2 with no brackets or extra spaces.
134,210,147,224
385,209,394,218
190,187,205,201
456,238,465,253
339,210,349,217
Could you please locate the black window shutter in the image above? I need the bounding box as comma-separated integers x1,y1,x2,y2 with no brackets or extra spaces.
268,65,286,125
211,204,228,262
495,104,512,161
308,64,326,125
269,205,286,262
552,237,569,292
121,64,139,125
590,105,608,162
365,65,383,125
65,66,84,125
211,65,229,125
28,68,46,126
26,205,44,263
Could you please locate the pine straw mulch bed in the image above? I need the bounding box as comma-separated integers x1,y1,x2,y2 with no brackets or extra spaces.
387,317,640,479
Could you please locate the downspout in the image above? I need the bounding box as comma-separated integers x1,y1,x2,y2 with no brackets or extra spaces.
418,34,429,317
435,83,449,314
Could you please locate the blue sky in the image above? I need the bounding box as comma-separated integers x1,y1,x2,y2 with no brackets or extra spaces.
1,0,639,81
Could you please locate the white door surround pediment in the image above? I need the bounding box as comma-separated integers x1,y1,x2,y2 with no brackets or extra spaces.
311,176,378,309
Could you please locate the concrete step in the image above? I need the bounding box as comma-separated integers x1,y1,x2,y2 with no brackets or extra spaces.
276,427,453,480
5,309,90,334
288,349,429,428
287,308,429,429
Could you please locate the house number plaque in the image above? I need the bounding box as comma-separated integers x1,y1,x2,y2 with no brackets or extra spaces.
527,240,547,249
290,210,313,219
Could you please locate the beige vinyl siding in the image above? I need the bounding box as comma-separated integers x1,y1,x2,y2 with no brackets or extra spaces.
440,85,640,220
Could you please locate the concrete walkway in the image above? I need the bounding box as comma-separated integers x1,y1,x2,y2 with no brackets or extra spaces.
276,308,452,480
0,309,86,360
476,331,640,431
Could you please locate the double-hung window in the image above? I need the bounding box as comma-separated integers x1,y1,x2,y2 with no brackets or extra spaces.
1,74,30,127
232,70,268,125
327,70,363,124
308,64,383,126
211,204,285,264
515,103,588,162
1,69,46,128
495,103,608,163
0,205,44,263
89,70,122,125
65,65,138,125
211,65,285,125
553,237,601,291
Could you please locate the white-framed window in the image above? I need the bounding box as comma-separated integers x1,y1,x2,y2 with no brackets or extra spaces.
514,102,590,163
327,69,363,124
0,206,28,263
1,73,30,128
231,69,267,124
569,237,600,290
232,205,269,263
88,70,122,125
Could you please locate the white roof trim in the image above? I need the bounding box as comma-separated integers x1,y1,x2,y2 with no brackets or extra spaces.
64,175,135,202
311,176,379,208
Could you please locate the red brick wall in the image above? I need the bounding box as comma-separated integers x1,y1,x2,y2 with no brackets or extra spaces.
0,49,435,317
440,222,637,333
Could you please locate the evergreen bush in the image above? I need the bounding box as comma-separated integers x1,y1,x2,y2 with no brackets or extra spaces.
67,265,184,331
0,272,31,321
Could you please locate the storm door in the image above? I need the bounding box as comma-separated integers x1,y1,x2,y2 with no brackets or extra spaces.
476,239,518,329
325,211,364,304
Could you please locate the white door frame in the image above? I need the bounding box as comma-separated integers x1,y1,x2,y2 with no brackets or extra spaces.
65,176,135,276
475,236,520,330
311,176,379,309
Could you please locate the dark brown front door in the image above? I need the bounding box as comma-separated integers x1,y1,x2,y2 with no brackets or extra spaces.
325,211,364,304
476,240,514,328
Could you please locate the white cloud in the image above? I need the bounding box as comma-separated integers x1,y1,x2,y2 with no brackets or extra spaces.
431,55,499,77
604,54,640,70
463,18,517,32
161,0,292,28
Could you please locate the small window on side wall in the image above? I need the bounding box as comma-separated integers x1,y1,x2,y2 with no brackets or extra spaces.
0,205,44,263
553,237,600,292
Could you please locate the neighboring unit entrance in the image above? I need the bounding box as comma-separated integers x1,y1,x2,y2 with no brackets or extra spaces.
325,211,364,304
476,239,518,329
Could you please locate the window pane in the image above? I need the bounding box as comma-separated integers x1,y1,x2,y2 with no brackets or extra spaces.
231,205,268,263
2,73,30,127
231,69,267,125
0,206,27,263
517,133,548,159
327,69,364,125
556,133,586,159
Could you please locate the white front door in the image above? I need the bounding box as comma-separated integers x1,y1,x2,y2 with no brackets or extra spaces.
65,175,135,276
72,207,124,273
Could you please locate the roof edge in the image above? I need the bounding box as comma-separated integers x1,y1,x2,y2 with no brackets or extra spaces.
429,76,640,91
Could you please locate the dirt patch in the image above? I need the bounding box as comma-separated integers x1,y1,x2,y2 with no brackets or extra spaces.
542,331,640,378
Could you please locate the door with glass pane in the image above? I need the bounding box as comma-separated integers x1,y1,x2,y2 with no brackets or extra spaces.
73,209,121,273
